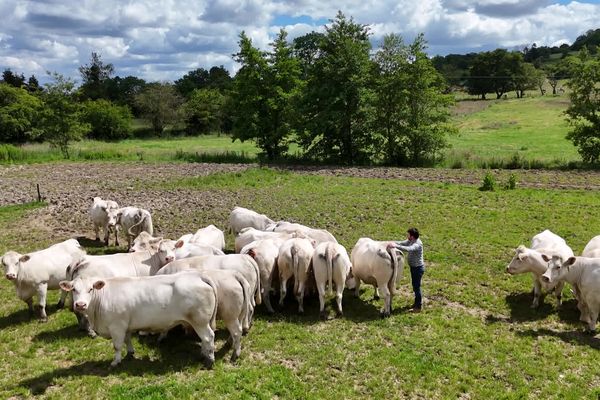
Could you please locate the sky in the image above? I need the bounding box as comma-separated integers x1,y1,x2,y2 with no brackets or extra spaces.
0,0,599,84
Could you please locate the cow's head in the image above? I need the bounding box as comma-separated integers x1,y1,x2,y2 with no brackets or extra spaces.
2,251,24,281
60,278,105,312
129,231,162,253
157,240,177,266
106,207,121,228
506,245,535,275
541,255,575,284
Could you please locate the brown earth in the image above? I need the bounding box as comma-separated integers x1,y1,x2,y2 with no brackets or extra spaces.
1,162,599,245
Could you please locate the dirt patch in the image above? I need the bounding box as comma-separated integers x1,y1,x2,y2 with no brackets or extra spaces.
451,99,494,116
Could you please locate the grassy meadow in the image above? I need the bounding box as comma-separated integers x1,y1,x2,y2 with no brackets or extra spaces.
1,168,599,399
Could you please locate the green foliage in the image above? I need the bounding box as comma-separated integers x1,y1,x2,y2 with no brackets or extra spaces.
231,29,301,160
135,83,183,135
175,66,232,98
39,73,90,158
479,171,496,191
0,83,43,143
182,88,226,134
79,52,114,100
104,76,147,117
565,49,600,164
505,173,517,190
81,99,133,140
467,49,525,99
297,11,374,164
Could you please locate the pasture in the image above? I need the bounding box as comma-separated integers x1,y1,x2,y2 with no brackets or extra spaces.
1,164,600,399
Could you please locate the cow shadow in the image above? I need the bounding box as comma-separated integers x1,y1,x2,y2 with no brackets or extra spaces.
503,292,556,322
75,236,106,249
516,328,600,350
0,303,65,330
33,323,86,342
76,236,125,255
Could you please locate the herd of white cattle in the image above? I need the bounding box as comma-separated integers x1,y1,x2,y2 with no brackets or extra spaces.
1,198,406,368
506,229,600,334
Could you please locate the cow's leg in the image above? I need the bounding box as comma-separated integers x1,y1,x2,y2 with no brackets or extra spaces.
317,281,327,319
554,281,564,308
114,226,120,247
226,319,243,363
354,278,361,298
587,304,599,335
109,328,126,367
531,280,541,308
335,282,344,317
25,297,34,316
263,276,275,313
36,283,48,322
279,275,289,307
373,286,380,301
191,322,215,369
296,281,305,314
78,313,97,338
56,289,67,309
125,332,135,358
103,224,110,246
94,223,100,241
378,284,391,318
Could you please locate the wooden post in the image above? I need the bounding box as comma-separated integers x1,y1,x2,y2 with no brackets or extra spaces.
36,184,42,202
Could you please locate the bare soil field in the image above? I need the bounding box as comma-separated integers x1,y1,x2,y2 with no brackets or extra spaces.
1,161,598,243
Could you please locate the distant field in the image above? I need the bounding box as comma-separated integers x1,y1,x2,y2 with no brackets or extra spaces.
446,95,578,168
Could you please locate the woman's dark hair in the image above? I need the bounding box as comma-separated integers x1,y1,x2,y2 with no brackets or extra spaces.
407,227,420,239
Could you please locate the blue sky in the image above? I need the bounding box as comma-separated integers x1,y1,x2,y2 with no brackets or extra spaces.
0,0,599,83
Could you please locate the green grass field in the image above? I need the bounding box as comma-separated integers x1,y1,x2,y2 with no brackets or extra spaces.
1,167,599,399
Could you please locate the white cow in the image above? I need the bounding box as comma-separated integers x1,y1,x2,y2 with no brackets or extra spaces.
154,255,261,332
116,206,154,250
156,268,249,361
582,236,600,258
312,242,352,319
171,239,225,258
1,239,85,321
89,197,120,246
229,207,275,235
277,238,315,313
235,227,295,253
190,225,225,251
271,221,338,244
241,238,285,313
129,231,163,253
542,256,600,333
59,272,217,368
348,238,404,317
506,229,573,308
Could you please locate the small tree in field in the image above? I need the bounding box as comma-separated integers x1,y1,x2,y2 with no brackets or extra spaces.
135,83,183,135
565,48,600,163
40,72,90,158
82,99,133,140
0,83,43,143
182,88,225,134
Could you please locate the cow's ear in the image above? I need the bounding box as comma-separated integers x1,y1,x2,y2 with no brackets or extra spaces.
517,253,526,261
100,205,107,211
566,257,577,266
59,281,73,292
175,240,184,249
19,255,30,263
149,237,163,244
93,280,106,290
541,254,550,262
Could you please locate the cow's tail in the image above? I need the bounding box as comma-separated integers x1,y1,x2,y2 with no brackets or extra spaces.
127,212,147,237
201,275,219,330
246,251,262,305
387,246,400,295
236,273,250,326
326,244,334,296
292,245,300,296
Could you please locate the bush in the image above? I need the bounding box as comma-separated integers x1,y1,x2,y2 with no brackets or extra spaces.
479,171,496,191
505,173,517,190
0,83,43,143
81,99,133,140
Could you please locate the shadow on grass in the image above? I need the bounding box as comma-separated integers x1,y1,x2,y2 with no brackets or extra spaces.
0,303,65,330
33,322,86,342
516,328,600,350
76,236,126,255
502,292,556,322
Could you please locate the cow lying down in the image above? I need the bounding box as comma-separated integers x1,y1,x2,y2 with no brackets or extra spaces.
60,272,218,368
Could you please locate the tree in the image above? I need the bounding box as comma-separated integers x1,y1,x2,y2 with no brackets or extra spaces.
512,61,538,98
135,83,182,135
26,75,41,93
175,68,210,98
230,29,301,160
467,49,519,99
2,69,26,88
40,72,90,157
79,52,114,100
292,31,325,79
182,88,225,134
81,99,133,140
297,11,374,163
374,34,455,165
207,66,232,91
0,83,43,143
104,76,147,116
565,49,600,163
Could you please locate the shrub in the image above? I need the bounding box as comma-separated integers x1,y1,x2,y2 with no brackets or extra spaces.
505,173,517,190
81,99,133,140
479,171,496,191
0,83,43,143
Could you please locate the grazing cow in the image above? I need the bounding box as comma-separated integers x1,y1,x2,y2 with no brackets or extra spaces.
229,207,275,235
190,225,225,251
156,268,249,361
154,255,261,332
116,207,154,250
506,229,573,308
1,239,85,321
312,242,352,319
68,242,174,335
241,238,285,313
348,238,404,317
271,221,338,244
235,227,295,253
89,197,120,246
59,272,217,368
277,238,315,313
542,256,600,333
582,236,600,258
